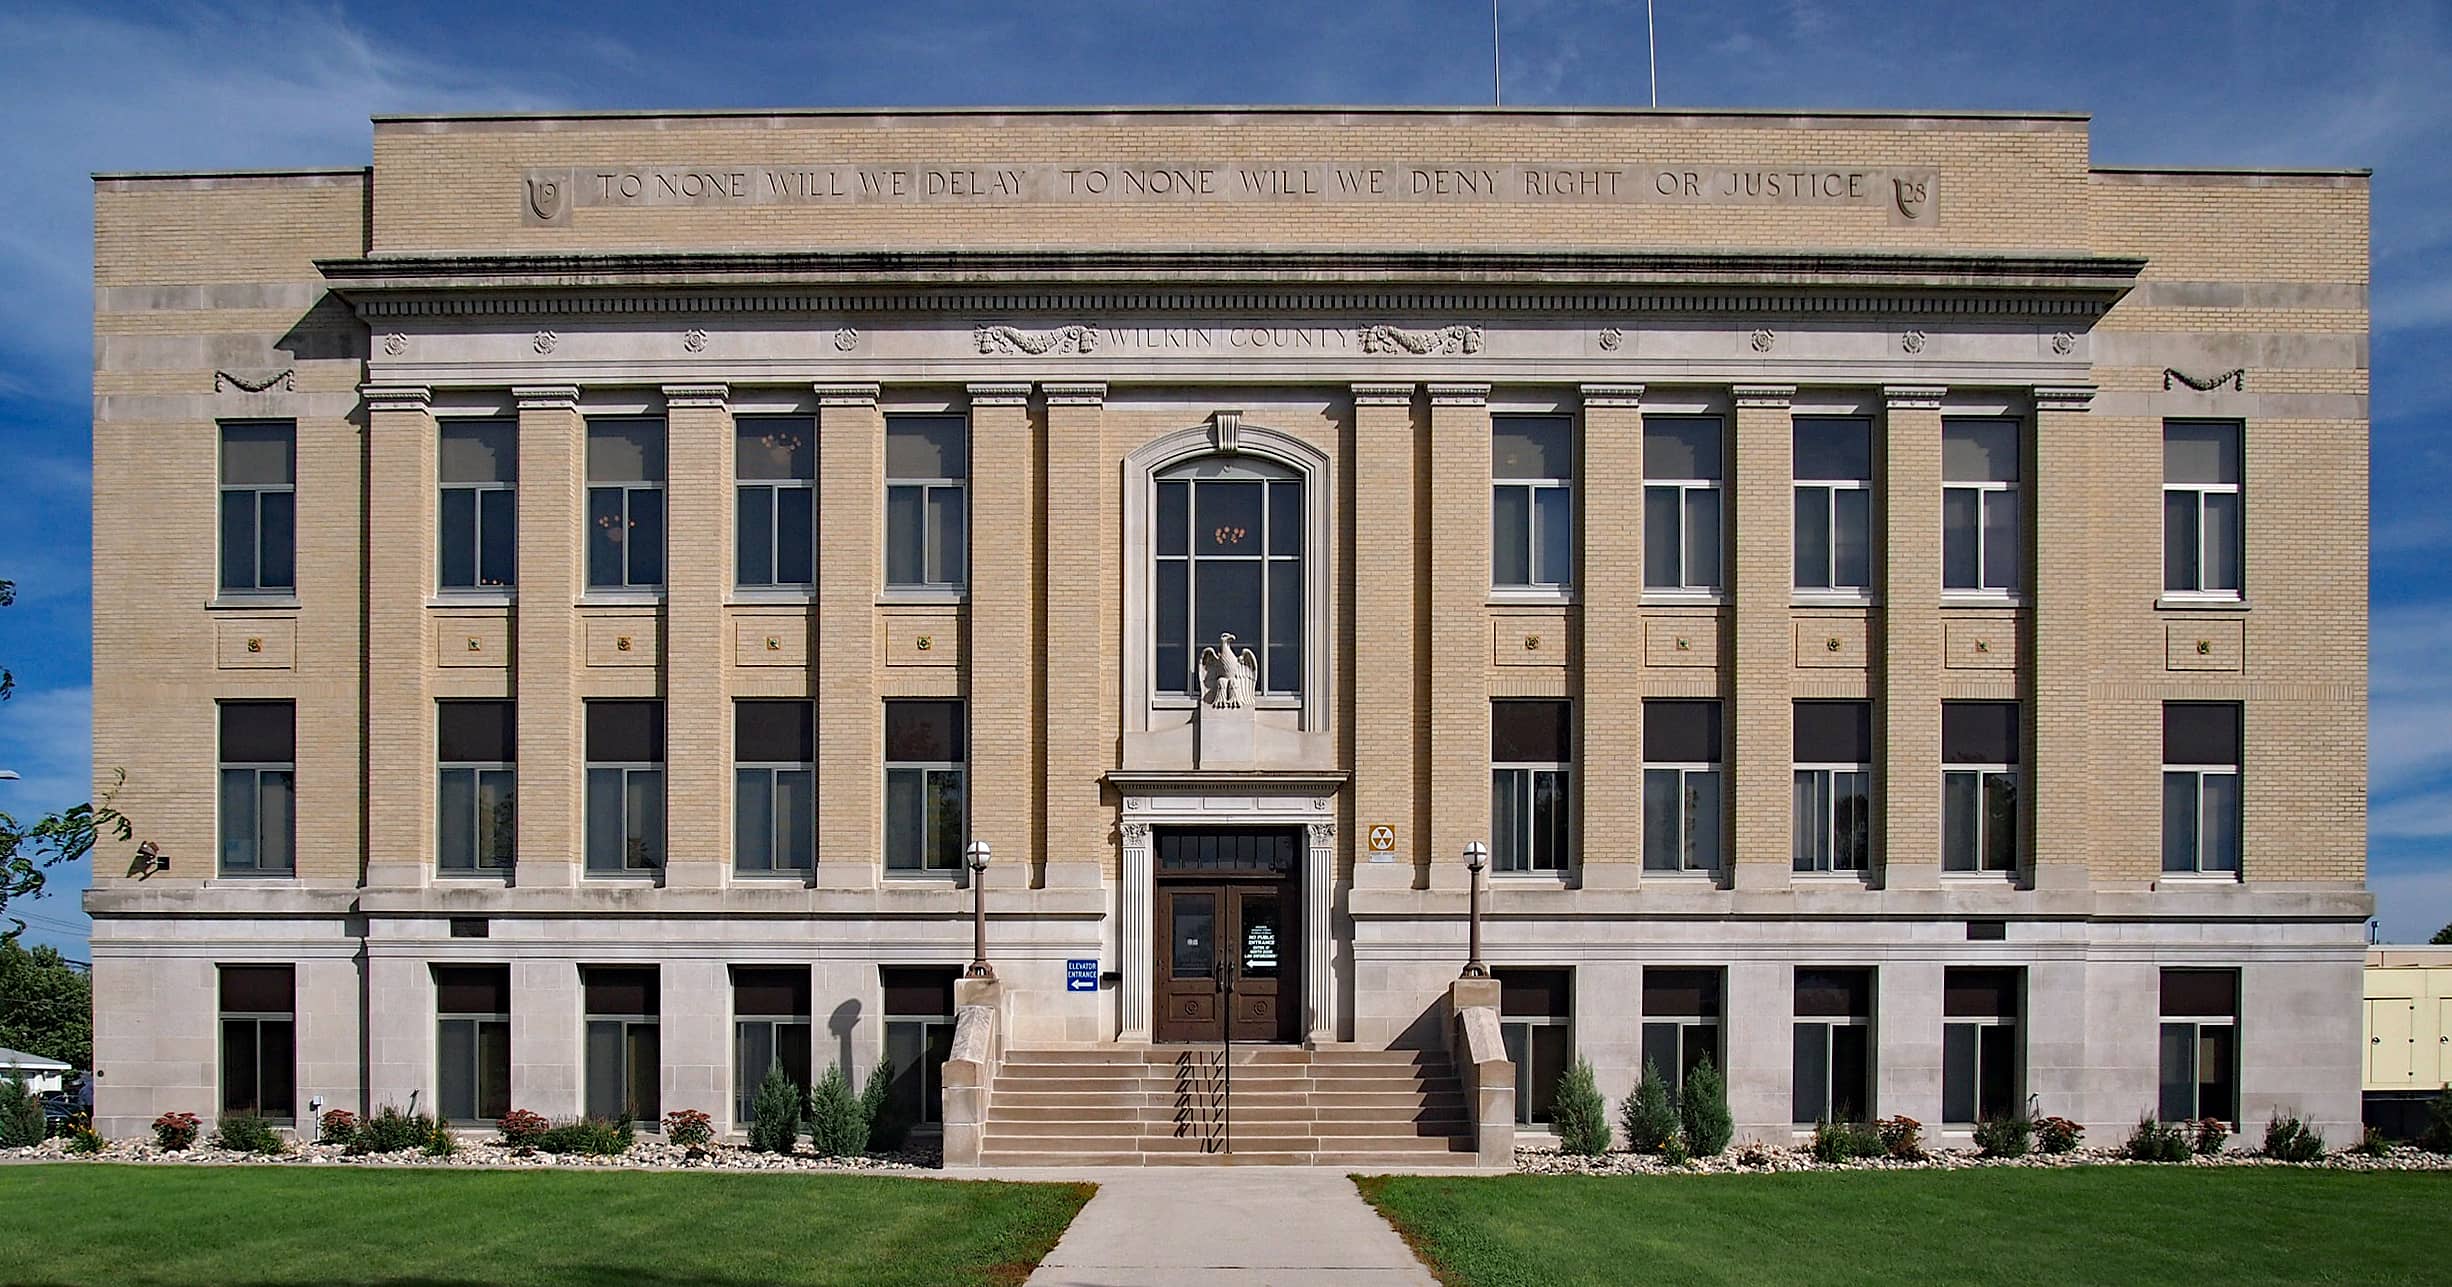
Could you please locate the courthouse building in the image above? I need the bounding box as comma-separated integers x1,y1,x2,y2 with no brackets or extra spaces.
86,106,2372,1160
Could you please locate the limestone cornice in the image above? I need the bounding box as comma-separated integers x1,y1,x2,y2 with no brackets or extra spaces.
360,382,432,413
812,381,880,407
660,381,729,408
1882,384,1947,410
512,383,580,410
1580,382,1645,408
964,381,1032,407
1350,382,1415,406
1043,381,1108,406
1733,383,1796,408
1428,382,1490,407
2033,384,2098,413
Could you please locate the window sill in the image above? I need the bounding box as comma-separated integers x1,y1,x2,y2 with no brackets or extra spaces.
1640,591,1727,608
429,592,515,609
578,591,666,608
2156,871,2243,885
1791,591,1878,609
732,869,815,882
434,870,513,882
883,871,964,885
209,871,298,882
581,871,663,884
208,595,300,611
1941,592,2025,609
1940,870,2020,882
1488,586,1577,607
729,587,818,606
1639,869,1722,881
878,587,968,607
2156,595,2248,612
1490,871,1572,884
1793,870,1874,883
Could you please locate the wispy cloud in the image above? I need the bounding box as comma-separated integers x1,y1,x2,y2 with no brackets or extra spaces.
2372,599,2452,796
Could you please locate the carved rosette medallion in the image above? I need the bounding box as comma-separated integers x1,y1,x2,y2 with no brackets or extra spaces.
681,328,709,353
1750,328,1776,353
1901,330,1927,354
1359,324,1483,356
532,331,559,355
1596,327,1623,352
2051,331,2076,355
380,333,408,356
833,327,861,352
975,323,1097,355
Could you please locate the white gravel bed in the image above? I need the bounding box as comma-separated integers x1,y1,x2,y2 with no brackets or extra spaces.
1513,1142,2452,1176
4,1134,942,1172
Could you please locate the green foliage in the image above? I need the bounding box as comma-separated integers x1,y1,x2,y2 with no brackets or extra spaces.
1549,1057,1611,1157
2035,1115,2084,1154
1677,1057,1733,1157
1811,1118,1882,1163
350,1106,446,1155
317,1109,357,1147
0,784,130,942
0,939,91,1068
859,1061,909,1153
64,1125,102,1154
748,1063,804,1155
2189,1116,2228,1155
1973,1114,2033,1159
2123,1115,2191,1163
2420,1088,2452,1155
2352,1125,2392,1157
212,1113,286,1155
662,1109,714,1148
422,1127,458,1158
151,1112,200,1151
535,1117,633,1156
2431,921,2452,946
2260,1113,2323,1162
0,1071,43,1147
1619,1059,1679,1155
806,1062,868,1158
1876,1116,1926,1161
1658,1135,1692,1167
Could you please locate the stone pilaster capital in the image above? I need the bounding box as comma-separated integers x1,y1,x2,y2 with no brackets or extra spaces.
1882,384,1947,411
1043,381,1107,407
360,383,432,414
661,382,729,409
1580,383,1646,408
2033,384,2098,414
512,384,580,412
812,382,880,408
1732,383,1795,408
1351,382,1415,407
1427,382,1490,407
965,382,1032,408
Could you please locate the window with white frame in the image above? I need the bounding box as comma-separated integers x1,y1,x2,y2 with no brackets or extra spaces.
1153,457,1304,699
1493,415,1573,591
885,700,965,873
2163,420,2242,598
2159,968,2240,1126
438,419,516,591
1643,417,1724,593
1942,701,2019,873
886,415,967,590
1491,700,1572,874
219,421,295,595
582,966,659,1122
736,416,815,588
1497,968,1572,1125
2162,702,2241,875
1642,699,1723,873
1942,967,2021,1124
219,700,295,876
1943,418,2021,595
1640,967,1723,1098
586,418,666,591
1793,968,1874,1125
437,699,515,874
1793,701,1872,873
434,965,510,1125
219,965,295,1119
584,700,664,874
733,966,812,1126
883,966,959,1127
735,700,814,874
1793,417,1872,593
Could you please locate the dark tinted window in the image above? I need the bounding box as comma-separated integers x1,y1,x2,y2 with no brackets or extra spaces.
1498,967,1572,1018
1793,417,1872,480
736,700,814,762
1644,699,1723,762
1794,700,1872,764
583,966,658,1015
1943,967,2021,1019
2160,968,2239,1017
734,966,812,1017
885,700,964,761
438,700,516,763
220,701,295,763
2163,703,2242,766
1795,968,1873,1018
219,965,294,1013
435,965,510,1015
1154,828,1300,875
586,701,665,762
882,966,959,1017
1493,700,1572,763
1643,967,1722,1017
1942,702,2020,765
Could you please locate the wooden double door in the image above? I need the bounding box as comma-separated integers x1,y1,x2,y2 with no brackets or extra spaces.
1151,827,1302,1044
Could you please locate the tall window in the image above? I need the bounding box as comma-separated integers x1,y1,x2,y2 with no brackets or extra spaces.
1492,700,1572,874
218,700,295,876
1642,699,1723,873
1154,458,1303,697
2162,703,2242,875
1643,417,1723,594
2159,968,2240,1126
735,700,815,874
886,415,967,590
1942,967,2021,1125
586,418,665,591
583,966,660,1122
1794,968,1874,1126
1641,967,1723,1097
435,966,510,1126
885,700,965,873
219,421,295,595
1497,968,1572,1126
1492,415,1572,590
736,416,815,588
438,419,516,591
1942,702,2019,874
1793,417,1872,593
1793,701,1872,873
733,967,812,1126
584,701,664,874
2164,420,2242,598
883,966,959,1128
437,700,515,874
219,965,295,1119
1943,419,2021,595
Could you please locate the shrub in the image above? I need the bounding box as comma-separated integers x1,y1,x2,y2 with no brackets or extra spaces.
497,1108,550,1148
65,1126,104,1155
1550,1058,1612,1157
152,1111,201,1152
662,1109,714,1148
2422,1088,2452,1155
1973,1114,2033,1159
213,1113,286,1155
1732,1138,1774,1168
535,1116,633,1156
2035,1115,2084,1154
1619,1059,1680,1155
350,1106,445,1155
1811,1119,1882,1163
422,1126,458,1158
1677,1057,1733,1157
1875,1115,1926,1161
0,1073,43,1147
860,1061,910,1154
748,1064,804,1155
2352,1125,2393,1157
1659,1135,1692,1167
2262,1113,2323,1162
806,1062,868,1158
2124,1115,2190,1163
2189,1116,2228,1155
318,1108,358,1148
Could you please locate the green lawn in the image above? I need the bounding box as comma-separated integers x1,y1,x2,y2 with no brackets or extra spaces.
1356,1168,2452,1287
0,1165,1092,1287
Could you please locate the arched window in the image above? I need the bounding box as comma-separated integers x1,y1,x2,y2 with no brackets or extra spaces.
1153,457,1303,698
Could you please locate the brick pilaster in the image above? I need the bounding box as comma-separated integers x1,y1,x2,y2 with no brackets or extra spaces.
662,383,731,889
1351,382,1420,890
1041,381,1112,888
1880,386,1946,891
1580,384,1645,886
967,382,1038,891
815,383,882,890
2029,385,2098,891
1730,384,1795,894
1426,382,1491,892
512,385,584,887
363,383,435,888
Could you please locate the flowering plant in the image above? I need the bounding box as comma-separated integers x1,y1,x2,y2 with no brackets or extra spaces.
319,1108,359,1146
2190,1116,2229,1155
2035,1115,2084,1154
151,1111,201,1151
662,1109,714,1148
1876,1115,1926,1160
497,1108,550,1147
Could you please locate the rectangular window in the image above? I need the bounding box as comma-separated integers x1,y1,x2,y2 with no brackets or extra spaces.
1792,701,1872,873
438,419,516,591
583,966,660,1122
435,965,511,1125
585,418,666,590
735,700,815,874
1942,701,2020,873
1942,419,2021,595
1942,967,2022,1124
2159,968,2240,1126
1793,418,1873,592
2162,703,2242,875
736,416,816,588
1643,417,1724,593
885,415,967,590
218,700,295,876
219,421,296,594
733,966,812,1126
584,701,665,874
1642,699,1724,873
1793,968,1874,1125
220,965,295,1118
883,967,959,1127
1491,700,1572,874
1640,967,1723,1098
2163,420,2243,597
885,700,966,873
1498,968,1572,1126
437,700,515,874
1492,415,1573,590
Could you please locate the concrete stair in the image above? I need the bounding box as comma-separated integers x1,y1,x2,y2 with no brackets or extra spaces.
976,1045,1481,1167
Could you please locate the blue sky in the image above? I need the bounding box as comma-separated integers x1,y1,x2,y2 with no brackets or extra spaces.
2,0,2446,952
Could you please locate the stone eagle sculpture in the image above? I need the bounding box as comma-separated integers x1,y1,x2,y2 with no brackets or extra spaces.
1198,632,1260,709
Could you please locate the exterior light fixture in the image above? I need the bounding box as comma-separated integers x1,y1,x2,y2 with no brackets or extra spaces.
1462,841,1491,979
964,840,995,980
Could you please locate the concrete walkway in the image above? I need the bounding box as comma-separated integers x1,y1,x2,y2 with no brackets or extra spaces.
1022,1166,1438,1286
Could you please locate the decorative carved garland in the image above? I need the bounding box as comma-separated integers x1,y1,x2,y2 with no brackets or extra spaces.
975,323,1098,355
1359,324,1483,356
2164,367,2245,392
213,369,295,394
